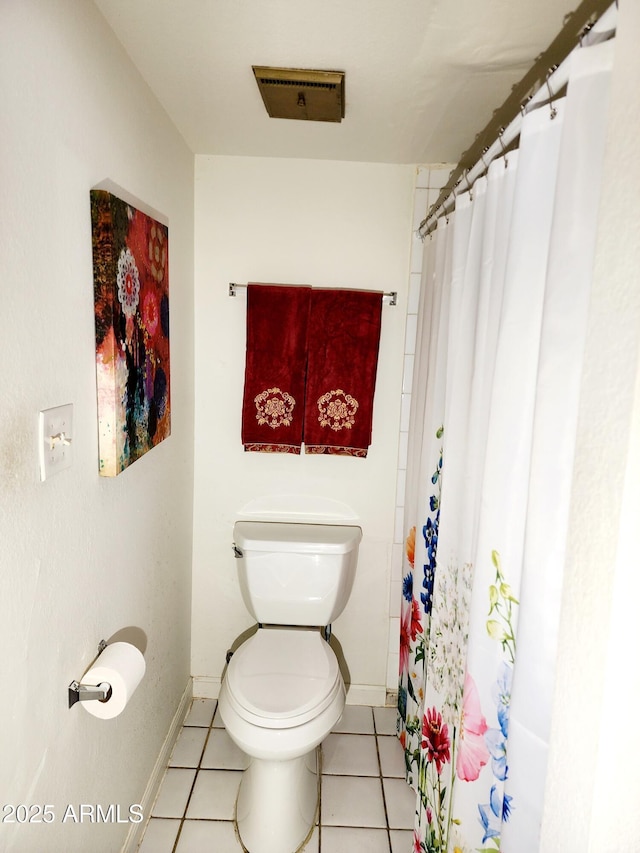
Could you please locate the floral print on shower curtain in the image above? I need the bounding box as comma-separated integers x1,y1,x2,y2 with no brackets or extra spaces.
398,212,451,816
398,37,613,852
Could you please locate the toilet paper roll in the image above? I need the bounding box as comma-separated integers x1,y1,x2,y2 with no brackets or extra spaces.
80,642,146,719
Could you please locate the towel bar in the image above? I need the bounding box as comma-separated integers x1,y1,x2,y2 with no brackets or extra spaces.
228,282,397,306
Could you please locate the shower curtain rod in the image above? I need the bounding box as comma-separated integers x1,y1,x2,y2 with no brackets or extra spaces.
419,0,616,237
228,282,397,306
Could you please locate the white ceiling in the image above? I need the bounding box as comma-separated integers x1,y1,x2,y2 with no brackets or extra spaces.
94,0,578,165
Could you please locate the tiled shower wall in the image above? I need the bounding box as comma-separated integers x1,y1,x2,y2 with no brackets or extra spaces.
385,165,452,695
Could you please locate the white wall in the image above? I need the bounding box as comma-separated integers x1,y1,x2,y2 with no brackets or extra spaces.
192,155,414,704
0,3,194,852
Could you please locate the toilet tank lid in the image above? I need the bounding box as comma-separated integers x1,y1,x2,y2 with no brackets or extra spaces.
234,521,362,554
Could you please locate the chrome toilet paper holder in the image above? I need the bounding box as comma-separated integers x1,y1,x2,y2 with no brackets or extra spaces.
68,640,112,709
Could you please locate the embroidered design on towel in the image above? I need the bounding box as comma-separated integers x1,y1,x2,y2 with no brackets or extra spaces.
317,389,359,431
255,387,296,429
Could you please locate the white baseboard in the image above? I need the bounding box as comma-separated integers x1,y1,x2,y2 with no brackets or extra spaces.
121,678,192,853
345,684,387,707
192,673,391,709
192,676,221,699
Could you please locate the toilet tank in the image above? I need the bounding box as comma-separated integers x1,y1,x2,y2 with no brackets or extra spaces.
232,521,362,626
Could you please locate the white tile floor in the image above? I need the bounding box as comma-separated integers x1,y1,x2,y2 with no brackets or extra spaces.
138,700,415,852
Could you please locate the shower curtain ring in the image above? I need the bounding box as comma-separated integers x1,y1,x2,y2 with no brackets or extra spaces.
498,129,509,168
463,169,473,200
520,93,533,115
546,68,558,119
580,21,594,46
480,148,490,175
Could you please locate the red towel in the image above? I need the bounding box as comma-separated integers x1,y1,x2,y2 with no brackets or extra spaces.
304,289,383,457
241,283,311,453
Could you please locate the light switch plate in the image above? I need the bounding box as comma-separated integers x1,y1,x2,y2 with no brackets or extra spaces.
39,404,73,481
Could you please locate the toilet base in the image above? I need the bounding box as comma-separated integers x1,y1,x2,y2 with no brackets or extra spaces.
235,748,319,853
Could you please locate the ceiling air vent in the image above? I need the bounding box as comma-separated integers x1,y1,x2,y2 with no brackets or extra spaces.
252,66,345,123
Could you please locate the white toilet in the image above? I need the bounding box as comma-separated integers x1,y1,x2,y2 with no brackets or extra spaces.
218,520,362,853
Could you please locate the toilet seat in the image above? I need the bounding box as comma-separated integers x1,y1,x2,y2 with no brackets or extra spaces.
225,628,342,729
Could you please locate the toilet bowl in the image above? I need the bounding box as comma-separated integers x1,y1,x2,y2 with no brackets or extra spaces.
219,628,346,852
218,521,361,853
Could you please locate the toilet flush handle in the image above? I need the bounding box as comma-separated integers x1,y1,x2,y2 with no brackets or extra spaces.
232,544,243,558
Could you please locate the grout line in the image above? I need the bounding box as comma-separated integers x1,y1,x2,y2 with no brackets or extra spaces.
372,721,393,853
317,745,323,852
170,700,218,853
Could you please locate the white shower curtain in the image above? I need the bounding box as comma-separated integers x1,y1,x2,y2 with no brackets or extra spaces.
398,37,614,852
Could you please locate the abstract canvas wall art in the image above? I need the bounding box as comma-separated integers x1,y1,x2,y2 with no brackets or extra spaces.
90,190,170,476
